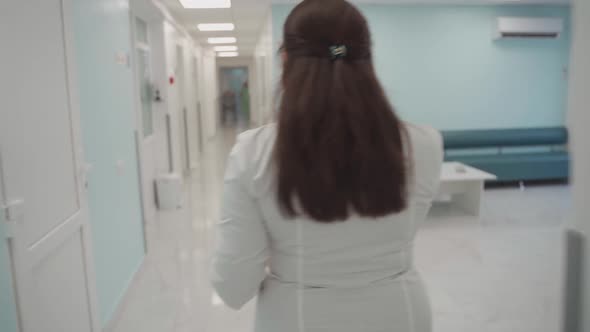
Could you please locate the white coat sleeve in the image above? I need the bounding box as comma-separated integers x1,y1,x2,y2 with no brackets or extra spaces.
412,127,444,225
211,141,270,310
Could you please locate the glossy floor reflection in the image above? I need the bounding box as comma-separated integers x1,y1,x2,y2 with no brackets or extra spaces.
106,128,571,332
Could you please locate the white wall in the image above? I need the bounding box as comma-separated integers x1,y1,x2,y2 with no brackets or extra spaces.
252,11,275,126
149,20,172,175
146,0,218,172
202,51,218,139
129,0,166,230
185,47,201,168
568,1,590,331
163,21,186,174
163,21,191,173
177,31,208,170
195,48,219,141
217,57,254,69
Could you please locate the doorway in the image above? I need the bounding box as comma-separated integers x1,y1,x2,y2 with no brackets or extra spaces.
219,67,250,127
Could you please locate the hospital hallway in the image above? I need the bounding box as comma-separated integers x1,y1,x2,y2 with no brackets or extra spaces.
104,126,571,332
2,0,590,331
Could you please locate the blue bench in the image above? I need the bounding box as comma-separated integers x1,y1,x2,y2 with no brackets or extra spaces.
442,127,570,182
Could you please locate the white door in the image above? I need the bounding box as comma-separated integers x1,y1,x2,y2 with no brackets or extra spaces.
132,15,157,238
0,1,101,331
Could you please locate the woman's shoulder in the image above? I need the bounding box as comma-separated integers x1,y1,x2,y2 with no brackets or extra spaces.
230,124,277,185
233,123,277,155
404,122,442,149
404,122,443,155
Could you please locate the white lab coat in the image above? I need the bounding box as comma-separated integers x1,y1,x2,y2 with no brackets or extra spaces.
212,123,443,332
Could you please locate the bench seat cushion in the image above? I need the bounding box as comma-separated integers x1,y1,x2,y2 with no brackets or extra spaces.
443,127,568,149
445,152,569,182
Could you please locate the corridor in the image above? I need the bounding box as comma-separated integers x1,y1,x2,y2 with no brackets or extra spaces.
2,0,590,331
106,128,570,332
106,128,253,332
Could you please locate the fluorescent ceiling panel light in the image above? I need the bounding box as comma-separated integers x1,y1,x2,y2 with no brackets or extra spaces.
208,37,236,44
214,45,238,52
198,23,235,31
178,0,231,8
218,52,239,57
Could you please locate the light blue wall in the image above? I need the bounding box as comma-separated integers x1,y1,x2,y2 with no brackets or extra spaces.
271,5,571,130
0,220,18,332
73,0,146,326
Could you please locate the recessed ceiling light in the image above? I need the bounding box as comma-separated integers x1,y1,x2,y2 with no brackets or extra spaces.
214,45,238,52
198,23,235,31
178,0,231,9
208,37,236,44
218,52,239,57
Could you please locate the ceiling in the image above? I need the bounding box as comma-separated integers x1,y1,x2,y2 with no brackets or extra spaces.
163,0,570,58
163,0,272,57
273,0,569,4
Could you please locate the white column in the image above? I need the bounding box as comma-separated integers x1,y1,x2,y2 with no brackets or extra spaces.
568,1,590,331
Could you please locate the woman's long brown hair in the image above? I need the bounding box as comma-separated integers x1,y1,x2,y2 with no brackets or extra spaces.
275,0,408,222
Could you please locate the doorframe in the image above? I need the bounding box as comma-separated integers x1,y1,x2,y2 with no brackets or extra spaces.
61,1,102,327
129,11,149,254
128,1,163,253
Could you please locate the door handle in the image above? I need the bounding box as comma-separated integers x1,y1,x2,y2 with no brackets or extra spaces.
79,163,93,189
0,146,18,238
1,199,24,222
0,146,25,237
0,199,24,238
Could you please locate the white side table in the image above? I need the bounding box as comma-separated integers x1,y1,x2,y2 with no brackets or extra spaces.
437,162,497,216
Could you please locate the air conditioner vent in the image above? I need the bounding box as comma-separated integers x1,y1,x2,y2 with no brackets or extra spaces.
495,17,563,40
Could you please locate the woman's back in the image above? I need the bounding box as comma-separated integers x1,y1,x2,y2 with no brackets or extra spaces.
211,0,444,330
213,122,443,331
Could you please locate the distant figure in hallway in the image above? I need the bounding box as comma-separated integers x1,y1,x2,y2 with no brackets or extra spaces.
211,0,443,331
221,90,236,125
240,81,250,124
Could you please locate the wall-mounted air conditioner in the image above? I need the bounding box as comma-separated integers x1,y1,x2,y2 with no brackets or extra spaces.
495,17,564,39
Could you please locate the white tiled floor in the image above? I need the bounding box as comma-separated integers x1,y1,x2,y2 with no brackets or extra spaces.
106,128,572,332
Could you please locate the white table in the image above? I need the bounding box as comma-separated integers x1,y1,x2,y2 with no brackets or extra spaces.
436,162,497,216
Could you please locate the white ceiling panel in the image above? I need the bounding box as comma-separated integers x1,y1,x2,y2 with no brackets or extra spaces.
163,0,271,57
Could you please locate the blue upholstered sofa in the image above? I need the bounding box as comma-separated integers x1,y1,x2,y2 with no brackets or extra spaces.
442,127,570,182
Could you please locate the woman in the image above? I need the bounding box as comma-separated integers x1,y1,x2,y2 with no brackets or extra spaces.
211,0,443,331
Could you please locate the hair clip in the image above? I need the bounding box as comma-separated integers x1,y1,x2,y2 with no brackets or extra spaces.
329,45,348,60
